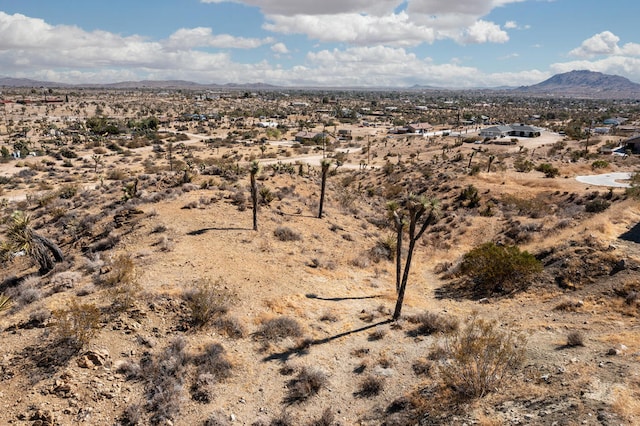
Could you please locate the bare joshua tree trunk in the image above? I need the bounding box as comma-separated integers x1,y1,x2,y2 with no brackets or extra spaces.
318,160,331,219
250,161,259,231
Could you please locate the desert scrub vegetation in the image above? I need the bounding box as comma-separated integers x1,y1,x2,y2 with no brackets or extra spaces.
52,300,102,348
284,366,328,404
274,226,302,242
406,311,459,337
2,210,64,274
254,316,304,342
437,315,526,399
0,293,11,313
460,242,542,296
183,277,237,327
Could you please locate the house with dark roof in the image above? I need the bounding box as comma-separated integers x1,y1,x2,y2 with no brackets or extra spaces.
624,135,640,154
479,125,512,138
479,124,541,139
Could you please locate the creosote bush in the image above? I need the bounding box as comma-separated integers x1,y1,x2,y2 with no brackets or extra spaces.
438,315,526,399
460,242,542,296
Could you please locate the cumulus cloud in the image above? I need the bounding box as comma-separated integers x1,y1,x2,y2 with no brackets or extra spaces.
563,31,640,81
569,31,621,58
264,12,436,46
0,11,276,84
201,0,403,16
458,20,509,44
203,0,521,46
271,42,289,54
164,27,273,50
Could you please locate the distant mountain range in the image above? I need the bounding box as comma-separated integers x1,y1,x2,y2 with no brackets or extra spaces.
512,70,640,99
0,77,279,91
1,70,640,99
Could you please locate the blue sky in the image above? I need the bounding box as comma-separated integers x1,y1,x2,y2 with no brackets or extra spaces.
0,0,638,88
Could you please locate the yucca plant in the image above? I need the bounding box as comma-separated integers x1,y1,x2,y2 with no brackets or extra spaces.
5,211,64,274
0,294,11,313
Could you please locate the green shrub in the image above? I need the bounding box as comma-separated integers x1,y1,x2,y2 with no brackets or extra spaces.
458,184,480,208
585,199,611,213
460,242,542,295
513,157,534,173
438,315,526,399
591,160,609,170
535,163,559,178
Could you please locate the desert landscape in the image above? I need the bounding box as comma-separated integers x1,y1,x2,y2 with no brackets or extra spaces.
0,85,639,426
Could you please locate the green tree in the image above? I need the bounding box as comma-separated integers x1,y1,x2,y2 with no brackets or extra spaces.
4,211,64,274
388,195,439,320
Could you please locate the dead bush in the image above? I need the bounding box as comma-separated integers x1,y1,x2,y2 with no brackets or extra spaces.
52,300,102,348
407,311,459,336
355,375,385,398
183,277,236,327
274,226,302,242
254,316,304,342
50,270,83,292
566,331,585,347
285,367,328,403
437,315,526,399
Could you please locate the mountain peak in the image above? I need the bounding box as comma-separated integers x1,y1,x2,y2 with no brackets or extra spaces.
516,70,640,99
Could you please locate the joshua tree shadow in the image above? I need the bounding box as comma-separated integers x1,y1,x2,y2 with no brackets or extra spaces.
187,227,251,235
620,222,640,244
262,319,392,363
305,293,383,302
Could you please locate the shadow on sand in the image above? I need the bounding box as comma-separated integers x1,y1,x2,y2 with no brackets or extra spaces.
262,319,393,363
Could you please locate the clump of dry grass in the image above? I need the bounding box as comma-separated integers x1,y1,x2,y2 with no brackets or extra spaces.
254,316,304,342
355,375,385,398
284,367,328,404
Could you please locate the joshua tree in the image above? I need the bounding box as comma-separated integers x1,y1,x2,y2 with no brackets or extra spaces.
4,211,64,274
468,149,477,169
318,159,331,219
92,154,103,174
487,154,496,172
250,161,260,231
388,195,439,320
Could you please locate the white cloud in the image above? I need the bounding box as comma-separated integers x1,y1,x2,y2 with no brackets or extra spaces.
203,0,520,46
458,20,509,44
569,31,621,58
264,12,436,46
201,0,403,16
562,31,640,82
165,27,273,50
504,21,518,29
271,42,289,54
